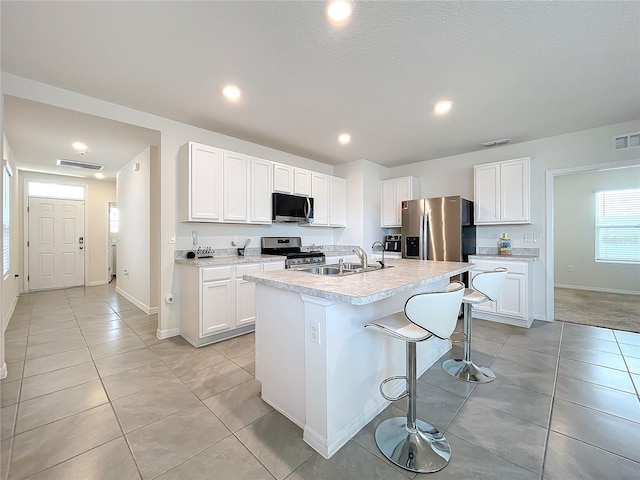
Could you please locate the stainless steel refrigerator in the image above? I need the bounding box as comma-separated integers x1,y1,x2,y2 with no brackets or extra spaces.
401,196,476,262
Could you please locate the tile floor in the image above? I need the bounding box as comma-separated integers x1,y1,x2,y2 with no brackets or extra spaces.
1,283,639,479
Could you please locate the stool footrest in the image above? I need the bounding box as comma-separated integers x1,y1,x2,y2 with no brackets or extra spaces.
380,376,408,402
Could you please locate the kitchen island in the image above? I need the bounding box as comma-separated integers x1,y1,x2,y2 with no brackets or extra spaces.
244,258,471,459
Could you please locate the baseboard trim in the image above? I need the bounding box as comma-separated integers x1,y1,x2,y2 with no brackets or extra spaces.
3,294,19,332
115,287,158,314
555,284,640,296
0,362,7,380
157,327,180,339
86,280,107,287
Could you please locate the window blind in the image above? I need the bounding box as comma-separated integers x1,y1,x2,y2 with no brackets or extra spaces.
595,188,640,264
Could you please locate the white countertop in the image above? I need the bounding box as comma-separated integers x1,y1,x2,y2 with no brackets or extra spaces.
175,254,285,267
469,254,538,262
243,258,471,305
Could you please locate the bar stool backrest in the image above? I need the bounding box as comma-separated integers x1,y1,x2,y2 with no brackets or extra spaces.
471,267,508,302
404,281,465,339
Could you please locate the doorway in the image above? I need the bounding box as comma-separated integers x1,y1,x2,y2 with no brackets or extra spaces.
546,160,640,331
27,196,85,290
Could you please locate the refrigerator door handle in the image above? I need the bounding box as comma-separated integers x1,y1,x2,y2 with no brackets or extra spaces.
420,214,428,260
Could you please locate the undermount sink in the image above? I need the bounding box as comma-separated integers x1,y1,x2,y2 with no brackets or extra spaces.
299,263,393,276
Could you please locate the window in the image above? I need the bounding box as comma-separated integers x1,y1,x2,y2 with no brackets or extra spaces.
28,182,84,200
109,205,119,234
595,188,640,264
3,162,13,276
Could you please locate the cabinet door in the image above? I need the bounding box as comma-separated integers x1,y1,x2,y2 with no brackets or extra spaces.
496,274,526,318
235,264,260,326
273,164,293,193
500,158,530,223
294,168,312,196
201,279,233,336
329,176,347,226
250,157,272,223
223,151,249,222
311,173,329,226
381,180,398,227
474,163,501,224
187,143,223,221
395,177,414,205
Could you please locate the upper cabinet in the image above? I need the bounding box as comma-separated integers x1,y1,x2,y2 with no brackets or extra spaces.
179,142,223,222
474,157,530,224
272,163,312,196
180,142,272,224
310,173,346,227
381,176,419,227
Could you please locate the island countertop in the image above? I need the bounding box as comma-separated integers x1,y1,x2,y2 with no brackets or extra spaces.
244,258,470,305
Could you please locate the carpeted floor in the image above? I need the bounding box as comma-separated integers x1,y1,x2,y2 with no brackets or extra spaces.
555,287,640,333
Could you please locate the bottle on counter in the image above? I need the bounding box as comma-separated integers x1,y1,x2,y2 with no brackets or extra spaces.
499,233,512,256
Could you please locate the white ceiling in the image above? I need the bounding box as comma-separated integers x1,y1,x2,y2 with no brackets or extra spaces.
2,1,639,178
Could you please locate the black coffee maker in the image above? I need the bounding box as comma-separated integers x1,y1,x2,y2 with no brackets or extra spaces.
383,234,401,252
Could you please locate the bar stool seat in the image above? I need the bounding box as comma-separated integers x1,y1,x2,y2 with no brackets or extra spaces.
364,281,464,473
442,267,507,383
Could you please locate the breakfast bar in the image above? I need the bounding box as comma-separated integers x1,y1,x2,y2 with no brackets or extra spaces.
244,259,471,459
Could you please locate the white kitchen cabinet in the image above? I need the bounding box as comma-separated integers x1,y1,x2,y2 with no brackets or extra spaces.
381,176,419,227
468,257,534,328
178,260,285,347
272,163,312,196
179,142,223,222
294,168,312,196
223,151,249,222
249,157,272,223
310,173,346,227
474,157,530,224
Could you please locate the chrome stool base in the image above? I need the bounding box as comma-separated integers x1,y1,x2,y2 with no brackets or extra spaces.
374,416,451,473
442,358,496,383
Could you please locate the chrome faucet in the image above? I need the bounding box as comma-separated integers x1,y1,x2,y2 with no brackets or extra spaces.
371,241,385,268
352,246,368,269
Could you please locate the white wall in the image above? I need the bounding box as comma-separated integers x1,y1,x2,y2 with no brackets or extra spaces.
18,170,116,288
1,73,348,338
554,166,640,293
389,119,640,319
116,146,153,312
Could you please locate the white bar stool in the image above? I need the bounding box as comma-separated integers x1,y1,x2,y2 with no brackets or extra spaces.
364,281,465,473
442,267,507,383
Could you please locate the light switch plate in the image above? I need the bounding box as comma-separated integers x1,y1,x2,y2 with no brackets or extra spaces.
168,232,176,244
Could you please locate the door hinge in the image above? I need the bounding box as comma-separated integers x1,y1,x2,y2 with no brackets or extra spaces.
27,241,29,247
27,275,29,281
27,206,29,213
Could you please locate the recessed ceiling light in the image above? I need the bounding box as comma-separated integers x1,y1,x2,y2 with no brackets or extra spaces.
434,100,453,115
338,133,351,145
222,84,241,102
326,1,353,25
95,173,105,179
71,142,88,151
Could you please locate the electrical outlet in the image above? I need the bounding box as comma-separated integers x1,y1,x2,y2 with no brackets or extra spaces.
310,321,320,344
168,232,176,244
524,233,531,243
568,265,574,272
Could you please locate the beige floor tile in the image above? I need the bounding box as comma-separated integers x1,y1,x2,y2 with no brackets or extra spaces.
101,361,176,401
20,362,99,401
16,380,108,433
1,381,21,408
23,348,92,378
94,348,159,378
126,404,230,479
179,360,253,400
27,328,83,347
112,378,201,433
25,338,87,360
82,326,138,346
9,404,122,480
160,347,227,377
1,404,17,440
89,336,147,360
213,332,255,359
203,379,273,432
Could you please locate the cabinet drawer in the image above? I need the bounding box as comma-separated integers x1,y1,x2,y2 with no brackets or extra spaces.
202,266,233,282
236,263,261,276
471,260,527,275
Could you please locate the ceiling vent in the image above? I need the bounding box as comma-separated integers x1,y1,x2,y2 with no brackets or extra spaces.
481,138,510,147
56,159,105,171
612,132,640,150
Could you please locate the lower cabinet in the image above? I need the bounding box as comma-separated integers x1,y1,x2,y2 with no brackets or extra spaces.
178,260,285,346
468,257,534,328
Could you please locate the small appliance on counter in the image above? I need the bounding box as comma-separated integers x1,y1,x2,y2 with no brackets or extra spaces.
384,234,401,252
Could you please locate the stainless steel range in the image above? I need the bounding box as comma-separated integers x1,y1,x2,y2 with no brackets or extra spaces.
261,237,325,268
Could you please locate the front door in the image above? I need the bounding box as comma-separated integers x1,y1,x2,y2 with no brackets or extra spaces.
28,197,85,290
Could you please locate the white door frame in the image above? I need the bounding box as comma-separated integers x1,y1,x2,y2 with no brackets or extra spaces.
23,177,89,292
545,158,640,322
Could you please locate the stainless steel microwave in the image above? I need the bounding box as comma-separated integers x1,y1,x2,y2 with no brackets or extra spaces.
272,193,314,223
